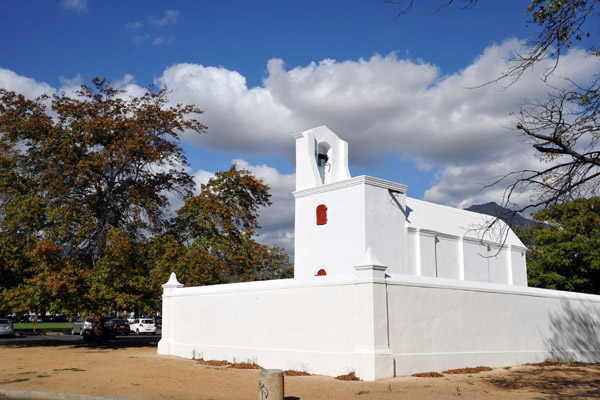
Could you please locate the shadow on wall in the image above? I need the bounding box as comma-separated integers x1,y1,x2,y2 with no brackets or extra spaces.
546,300,600,362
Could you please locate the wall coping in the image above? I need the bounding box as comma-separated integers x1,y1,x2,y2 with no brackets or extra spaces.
163,274,600,303
407,226,528,251
293,175,408,198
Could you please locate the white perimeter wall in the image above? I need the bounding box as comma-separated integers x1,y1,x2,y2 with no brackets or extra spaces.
159,271,600,380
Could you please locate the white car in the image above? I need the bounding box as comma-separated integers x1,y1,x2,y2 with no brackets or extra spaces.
129,318,156,335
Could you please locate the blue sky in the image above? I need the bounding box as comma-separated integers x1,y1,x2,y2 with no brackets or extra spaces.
1,0,598,255
3,1,528,89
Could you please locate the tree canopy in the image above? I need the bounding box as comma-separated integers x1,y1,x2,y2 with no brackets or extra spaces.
149,166,292,294
0,78,292,319
518,197,600,294
0,78,206,315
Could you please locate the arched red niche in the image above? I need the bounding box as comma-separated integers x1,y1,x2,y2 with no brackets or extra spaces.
316,204,327,225
316,269,327,276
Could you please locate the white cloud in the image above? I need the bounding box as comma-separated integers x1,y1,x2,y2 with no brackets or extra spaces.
157,63,298,154
152,10,180,26
114,75,147,99
2,39,598,257
192,170,214,188
422,153,543,210
157,39,599,205
0,69,55,98
59,74,83,90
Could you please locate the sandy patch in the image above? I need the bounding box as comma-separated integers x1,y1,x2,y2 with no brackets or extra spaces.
1,341,600,399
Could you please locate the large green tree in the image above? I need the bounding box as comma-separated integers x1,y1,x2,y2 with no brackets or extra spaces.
0,78,206,316
518,197,600,293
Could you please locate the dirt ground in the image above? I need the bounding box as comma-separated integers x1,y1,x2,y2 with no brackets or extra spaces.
2,340,600,400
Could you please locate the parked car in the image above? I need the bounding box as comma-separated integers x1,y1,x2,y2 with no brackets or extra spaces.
42,314,69,322
104,319,130,337
11,314,28,323
71,316,93,335
129,318,156,335
0,318,14,337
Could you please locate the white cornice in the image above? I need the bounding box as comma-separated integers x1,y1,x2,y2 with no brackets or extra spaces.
406,226,527,251
293,175,408,198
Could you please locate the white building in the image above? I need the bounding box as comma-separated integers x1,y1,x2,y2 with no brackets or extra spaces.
158,126,600,381
293,125,527,285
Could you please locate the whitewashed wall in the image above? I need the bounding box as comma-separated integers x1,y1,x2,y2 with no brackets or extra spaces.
386,275,600,375
294,181,367,278
159,272,389,379
405,198,528,286
294,176,408,278
158,269,600,380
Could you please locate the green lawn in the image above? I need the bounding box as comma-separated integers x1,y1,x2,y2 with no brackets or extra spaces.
13,322,72,332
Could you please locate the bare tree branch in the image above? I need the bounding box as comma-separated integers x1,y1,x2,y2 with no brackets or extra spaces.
387,1,600,252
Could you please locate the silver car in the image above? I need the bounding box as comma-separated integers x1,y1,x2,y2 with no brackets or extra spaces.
0,318,14,337
71,316,93,335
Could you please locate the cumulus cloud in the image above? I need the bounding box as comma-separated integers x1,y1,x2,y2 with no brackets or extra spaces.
423,153,544,211
157,39,599,207
0,69,55,98
3,39,599,256
157,63,298,153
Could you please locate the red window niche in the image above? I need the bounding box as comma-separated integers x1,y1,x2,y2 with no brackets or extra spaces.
316,204,327,225
316,269,327,276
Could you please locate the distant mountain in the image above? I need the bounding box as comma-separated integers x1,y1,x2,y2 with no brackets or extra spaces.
464,202,535,228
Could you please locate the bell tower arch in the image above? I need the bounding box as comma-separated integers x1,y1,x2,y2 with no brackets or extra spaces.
292,126,351,191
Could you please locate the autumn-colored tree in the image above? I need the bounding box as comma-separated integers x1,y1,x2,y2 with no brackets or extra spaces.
517,197,600,294
149,165,292,290
0,78,205,317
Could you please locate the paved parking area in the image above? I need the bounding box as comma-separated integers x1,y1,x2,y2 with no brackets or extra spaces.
0,332,161,345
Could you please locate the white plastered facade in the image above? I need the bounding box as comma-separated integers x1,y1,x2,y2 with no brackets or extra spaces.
158,126,600,380
293,126,527,285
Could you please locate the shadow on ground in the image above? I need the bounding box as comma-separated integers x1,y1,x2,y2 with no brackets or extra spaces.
490,364,600,399
0,335,159,349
